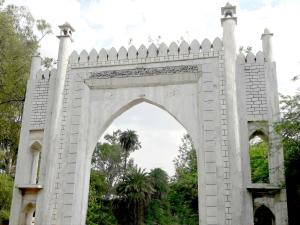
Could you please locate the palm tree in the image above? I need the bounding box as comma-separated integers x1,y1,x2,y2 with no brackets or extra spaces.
116,167,154,225
148,168,169,199
119,130,141,172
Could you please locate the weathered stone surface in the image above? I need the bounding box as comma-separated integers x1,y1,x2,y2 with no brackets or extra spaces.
9,4,288,225
90,65,199,79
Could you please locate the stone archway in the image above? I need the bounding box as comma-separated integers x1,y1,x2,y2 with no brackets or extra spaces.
9,4,288,225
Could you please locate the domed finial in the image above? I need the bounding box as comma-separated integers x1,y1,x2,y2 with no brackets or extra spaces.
221,2,236,18
57,22,75,41
226,2,232,7
261,28,273,39
264,28,271,35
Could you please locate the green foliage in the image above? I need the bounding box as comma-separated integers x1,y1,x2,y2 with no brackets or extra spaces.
92,142,122,196
86,171,117,225
0,3,52,176
275,94,300,225
42,57,54,69
169,134,198,225
87,130,142,225
116,167,154,225
0,4,37,175
249,141,269,183
0,174,13,223
36,19,52,41
119,129,141,171
145,168,172,225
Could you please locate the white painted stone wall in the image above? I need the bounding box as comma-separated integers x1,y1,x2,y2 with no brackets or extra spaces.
9,4,288,225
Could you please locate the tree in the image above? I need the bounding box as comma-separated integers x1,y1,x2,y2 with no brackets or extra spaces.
275,94,300,225
249,140,269,183
0,1,52,176
116,167,154,225
86,171,117,225
145,168,172,225
88,130,142,224
0,174,13,224
92,142,122,197
168,134,198,225
119,130,141,172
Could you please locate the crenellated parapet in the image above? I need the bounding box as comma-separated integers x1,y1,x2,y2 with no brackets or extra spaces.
35,68,57,80
69,38,223,66
237,51,265,64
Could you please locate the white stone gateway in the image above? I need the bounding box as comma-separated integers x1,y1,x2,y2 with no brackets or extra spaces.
9,4,288,225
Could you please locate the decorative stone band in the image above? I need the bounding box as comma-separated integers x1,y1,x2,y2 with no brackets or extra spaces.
89,65,200,79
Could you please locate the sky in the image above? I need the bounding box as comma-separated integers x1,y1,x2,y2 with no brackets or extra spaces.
5,0,300,176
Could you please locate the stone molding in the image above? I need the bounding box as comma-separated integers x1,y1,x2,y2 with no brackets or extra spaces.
89,65,200,79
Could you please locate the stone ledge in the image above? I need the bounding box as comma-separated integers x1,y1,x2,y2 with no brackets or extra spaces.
247,183,282,195
17,184,43,193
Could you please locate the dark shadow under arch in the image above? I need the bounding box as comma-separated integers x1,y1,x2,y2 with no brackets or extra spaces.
249,130,269,143
254,205,275,225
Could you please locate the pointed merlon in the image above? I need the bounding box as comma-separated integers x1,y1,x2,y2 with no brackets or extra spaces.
237,53,246,64
158,43,168,57
89,49,98,63
99,48,108,62
148,43,157,57
138,44,147,58
168,42,178,56
255,51,265,64
179,40,189,55
128,46,137,59
246,52,255,64
69,50,79,64
213,37,223,51
79,50,88,63
201,39,211,52
190,39,200,54
118,47,127,60
108,47,117,61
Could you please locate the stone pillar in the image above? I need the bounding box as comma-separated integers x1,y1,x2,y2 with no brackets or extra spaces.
51,23,74,129
261,28,274,63
29,52,42,79
262,28,288,225
30,146,41,184
35,23,75,225
221,3,250,225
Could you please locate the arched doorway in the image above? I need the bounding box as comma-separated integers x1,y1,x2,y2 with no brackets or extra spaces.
86,101,198,224
254,205,275,225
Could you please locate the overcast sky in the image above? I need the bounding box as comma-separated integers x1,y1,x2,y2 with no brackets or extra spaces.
6,0,300,176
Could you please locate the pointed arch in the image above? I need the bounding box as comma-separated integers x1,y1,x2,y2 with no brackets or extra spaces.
254,205,275,225
98,98,190,143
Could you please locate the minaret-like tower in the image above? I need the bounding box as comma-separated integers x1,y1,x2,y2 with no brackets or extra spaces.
261,28,274,62
221,3,247,225
35,23,75,225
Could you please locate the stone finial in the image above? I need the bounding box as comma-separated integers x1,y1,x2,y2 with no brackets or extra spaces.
221,2,236,18
57,22,75,41
221,3,237,25
261,28,274,62
261,28,273,39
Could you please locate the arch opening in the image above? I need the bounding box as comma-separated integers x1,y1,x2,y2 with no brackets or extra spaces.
86,101,199,225
23,203,35,225
29,141,42,184
249,130,270,183
254,205,275,225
